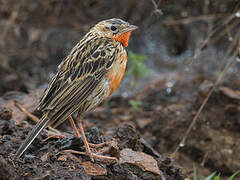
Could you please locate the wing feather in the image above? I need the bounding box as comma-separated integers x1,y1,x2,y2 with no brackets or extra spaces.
38,37,117,127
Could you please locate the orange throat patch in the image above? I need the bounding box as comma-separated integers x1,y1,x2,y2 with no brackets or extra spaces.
113,32,131,47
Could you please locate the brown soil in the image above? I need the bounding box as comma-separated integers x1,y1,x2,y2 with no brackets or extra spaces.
1,74,240,179
0,0,240,179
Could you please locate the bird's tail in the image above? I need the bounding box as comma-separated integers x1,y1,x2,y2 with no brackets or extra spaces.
15,115,50,158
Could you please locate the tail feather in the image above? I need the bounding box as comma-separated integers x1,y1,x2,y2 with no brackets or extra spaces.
15,116,50,158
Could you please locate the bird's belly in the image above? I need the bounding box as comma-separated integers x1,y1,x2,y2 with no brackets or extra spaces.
79,53,127,113
106,54,127,96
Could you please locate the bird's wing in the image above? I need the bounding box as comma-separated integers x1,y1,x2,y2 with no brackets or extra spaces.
15,37,120,158
38,37,118,122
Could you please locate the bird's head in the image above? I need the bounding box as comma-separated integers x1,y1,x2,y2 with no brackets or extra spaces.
92,18,138,47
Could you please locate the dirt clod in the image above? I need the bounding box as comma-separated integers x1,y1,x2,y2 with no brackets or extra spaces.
81,161,106,176
0,120,185,179
114,124,143,151
0,155,12,180
120,148,161,176
0,106,12,121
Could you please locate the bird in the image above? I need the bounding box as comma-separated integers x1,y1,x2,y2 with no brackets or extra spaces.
15,18,138,162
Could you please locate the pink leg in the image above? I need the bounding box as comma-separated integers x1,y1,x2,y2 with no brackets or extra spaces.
65,116,117,162
68,116,80,137
76,116,94,162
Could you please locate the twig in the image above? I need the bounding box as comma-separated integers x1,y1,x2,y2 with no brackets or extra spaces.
151,0,163,17
172,9,240,155
0,6,19,45
199,10,238,51
215,26,240,75
15,101,39,124
14,101,60,134
164,14,230,26
184,9,240,69
173,30,240,155
164,9,238,54
210,20,240,46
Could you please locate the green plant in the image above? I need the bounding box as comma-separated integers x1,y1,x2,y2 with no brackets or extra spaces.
204,170,240,180
0,41,5,51
127,51,149,80
204,172,216,180
128,100,142,111
193,164,197,180
104,100,117,109
193,165,240,180
228,170,240,180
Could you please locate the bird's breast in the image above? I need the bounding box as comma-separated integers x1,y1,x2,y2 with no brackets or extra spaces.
106,51,127,96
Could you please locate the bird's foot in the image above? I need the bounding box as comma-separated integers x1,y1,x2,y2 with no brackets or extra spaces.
88,141,110,148
44,130,66,141
62,149,118,163
61,141,118,163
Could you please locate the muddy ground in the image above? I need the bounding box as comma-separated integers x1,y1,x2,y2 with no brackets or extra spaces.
0,0,240,179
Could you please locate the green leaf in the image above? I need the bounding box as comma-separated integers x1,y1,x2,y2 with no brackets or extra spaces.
104,101,116,109
129,100,142,111
214,174,220,180
127,51,149,79
228,170,240,180
193,164,197,180
205,172,216,180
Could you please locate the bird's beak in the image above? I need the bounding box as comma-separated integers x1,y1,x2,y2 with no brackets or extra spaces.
123,25,138,33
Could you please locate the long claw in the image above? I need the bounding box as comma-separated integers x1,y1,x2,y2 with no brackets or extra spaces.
67,116,116,162
61,149,118,163
88,142,109,148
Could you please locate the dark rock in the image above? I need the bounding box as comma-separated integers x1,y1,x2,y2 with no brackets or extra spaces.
87,126,103,144
0,155,13,180
0,106,12,121
157,155,185,180
109,163,159,180
0,120,185,179
140,138,160,158
55,136,84,151
114,124,143,151
0,120,15,135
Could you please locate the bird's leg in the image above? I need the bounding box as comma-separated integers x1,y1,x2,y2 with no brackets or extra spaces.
74,116,118,162
68,116,80,137
76,116,94,162
68,116,109,149
64,116,117,162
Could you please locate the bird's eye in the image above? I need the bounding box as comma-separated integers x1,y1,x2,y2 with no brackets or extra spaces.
110,26,117,31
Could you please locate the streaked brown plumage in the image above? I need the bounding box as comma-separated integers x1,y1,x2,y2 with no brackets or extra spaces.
15,18,137,161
